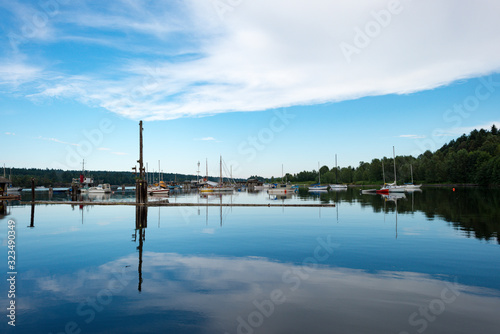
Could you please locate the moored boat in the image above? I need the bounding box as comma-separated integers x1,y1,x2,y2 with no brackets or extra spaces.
88,184,112,193
267,183,297,194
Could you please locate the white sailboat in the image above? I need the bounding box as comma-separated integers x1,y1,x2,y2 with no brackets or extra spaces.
381,147,406,193
404,164,422,190
309,162,328,191
329,154,347,190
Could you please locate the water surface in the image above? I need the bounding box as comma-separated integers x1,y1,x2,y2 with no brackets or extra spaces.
1,188,499,333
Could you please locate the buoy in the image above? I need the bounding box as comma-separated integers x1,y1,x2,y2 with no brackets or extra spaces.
453,188,455,192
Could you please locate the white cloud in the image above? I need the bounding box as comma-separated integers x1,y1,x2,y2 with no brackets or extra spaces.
98,147,111,151
36,136,79,146
3,0,500,120
5,132,15,136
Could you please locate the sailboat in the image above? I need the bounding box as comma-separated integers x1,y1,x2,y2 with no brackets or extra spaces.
199,156,233,193
380,147,406,193
404,164,422,190
329,154,347,190
148,160,169,195
268,164,297,194
309,162,328,191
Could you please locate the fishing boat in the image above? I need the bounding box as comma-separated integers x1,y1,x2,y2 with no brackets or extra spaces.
88,184,112,193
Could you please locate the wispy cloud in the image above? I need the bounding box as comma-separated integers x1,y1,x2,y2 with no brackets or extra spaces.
2,1,500,120
5,132,15,136
36,136,79,146
449,122,500,136
196,137,217,141
398,134,426,139
98,147,111,151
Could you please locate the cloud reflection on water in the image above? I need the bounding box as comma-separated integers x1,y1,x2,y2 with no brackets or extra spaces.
27,252,500,334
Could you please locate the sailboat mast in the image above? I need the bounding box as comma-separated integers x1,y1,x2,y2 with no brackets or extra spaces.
382,160,386,184
335,154,338,184
411,164,414,184
393,146,397,184
219,156,222,186
318,161,321,184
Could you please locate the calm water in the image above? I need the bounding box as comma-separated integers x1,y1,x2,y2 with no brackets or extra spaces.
1,187,500,334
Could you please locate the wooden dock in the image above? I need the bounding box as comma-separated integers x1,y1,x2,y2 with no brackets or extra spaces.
23,201,335,207
0,195,21,200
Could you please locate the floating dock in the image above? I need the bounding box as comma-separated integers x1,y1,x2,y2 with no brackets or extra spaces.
23,201,335,207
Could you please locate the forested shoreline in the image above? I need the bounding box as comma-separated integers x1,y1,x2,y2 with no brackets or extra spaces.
281,125,500,186
4,126,499,187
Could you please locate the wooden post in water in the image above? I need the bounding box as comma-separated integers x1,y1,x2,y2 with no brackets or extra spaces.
29,203,35,228
136,121,148,204
31,178,35,202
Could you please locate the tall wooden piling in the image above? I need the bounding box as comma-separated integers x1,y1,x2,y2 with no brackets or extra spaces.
31,178,35,202
136,121,148,204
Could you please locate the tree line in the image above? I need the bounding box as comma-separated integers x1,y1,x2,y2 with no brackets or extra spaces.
5,125,499,187
279,125,500,185
4,169,229,188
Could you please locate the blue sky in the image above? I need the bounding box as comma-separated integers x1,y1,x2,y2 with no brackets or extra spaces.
1,0,500,178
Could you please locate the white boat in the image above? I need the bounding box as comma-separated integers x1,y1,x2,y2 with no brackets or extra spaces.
329,184,347,190
6,187,22,193
380,147,406,193
308,162,327,191
148,186,169,195
404,165,422,190
308,184,329,191
329,154,348,190
267,183,297,194
383,182,406,193
88,184,111,193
